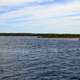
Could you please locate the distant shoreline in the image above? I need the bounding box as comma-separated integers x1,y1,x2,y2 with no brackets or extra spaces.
0,33,80,38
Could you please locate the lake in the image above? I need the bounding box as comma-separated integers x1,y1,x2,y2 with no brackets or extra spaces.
0,37,80,80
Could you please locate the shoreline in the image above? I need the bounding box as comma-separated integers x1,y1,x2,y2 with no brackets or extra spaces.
0,33,80,38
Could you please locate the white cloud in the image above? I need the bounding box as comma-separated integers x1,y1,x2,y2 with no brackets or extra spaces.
0,0,80,33
0,0,80,5
0,1,80,20
0,0,25,5
0,0,39,5
0,0,50,5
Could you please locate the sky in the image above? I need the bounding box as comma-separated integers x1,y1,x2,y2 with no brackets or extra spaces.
0,0,80,33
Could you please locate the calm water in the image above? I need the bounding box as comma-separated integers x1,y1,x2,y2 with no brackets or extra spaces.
0,37,80,80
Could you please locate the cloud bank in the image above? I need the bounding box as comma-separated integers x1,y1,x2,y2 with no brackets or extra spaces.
0,0,80,33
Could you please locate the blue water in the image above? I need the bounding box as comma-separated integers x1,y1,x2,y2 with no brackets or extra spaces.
0,37,80,80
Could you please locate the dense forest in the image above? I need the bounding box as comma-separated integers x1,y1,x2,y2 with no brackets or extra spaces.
0,33,80,38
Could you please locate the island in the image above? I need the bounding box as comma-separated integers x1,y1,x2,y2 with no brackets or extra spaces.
0,33,80,38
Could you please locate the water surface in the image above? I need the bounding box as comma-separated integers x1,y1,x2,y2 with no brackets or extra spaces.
0,37,80,80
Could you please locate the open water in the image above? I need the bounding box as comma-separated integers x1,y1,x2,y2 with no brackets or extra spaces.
0,37,80,80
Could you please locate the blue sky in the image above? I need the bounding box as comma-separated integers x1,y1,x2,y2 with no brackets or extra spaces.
0,0,80,33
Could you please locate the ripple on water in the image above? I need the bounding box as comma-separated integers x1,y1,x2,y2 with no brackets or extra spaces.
0,37,80,80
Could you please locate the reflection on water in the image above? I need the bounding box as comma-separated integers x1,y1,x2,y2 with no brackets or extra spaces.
0,37,80,80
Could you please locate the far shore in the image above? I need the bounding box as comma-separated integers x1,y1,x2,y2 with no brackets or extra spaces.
0,33,80,38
